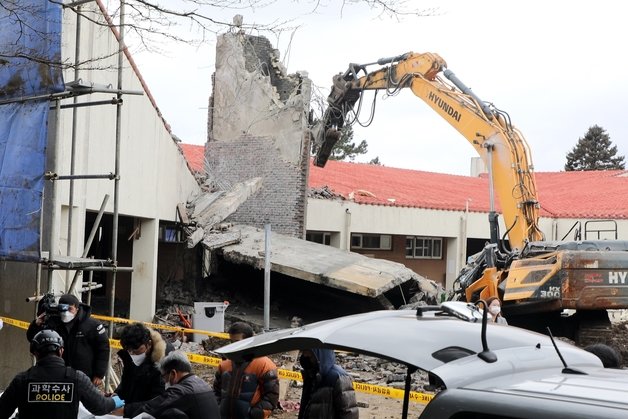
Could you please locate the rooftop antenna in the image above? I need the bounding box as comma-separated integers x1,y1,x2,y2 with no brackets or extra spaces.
546,327,587,375
475,299,497,363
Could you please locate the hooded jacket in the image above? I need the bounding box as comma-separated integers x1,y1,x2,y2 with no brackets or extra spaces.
298,349,359,419
115,328,169,403
214,356,279,418
27,303,110,380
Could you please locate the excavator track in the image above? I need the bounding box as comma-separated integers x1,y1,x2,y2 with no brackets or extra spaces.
506,309,613,347
574,310,613,347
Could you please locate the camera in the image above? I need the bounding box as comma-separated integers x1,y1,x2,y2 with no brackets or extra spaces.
38,293,69,327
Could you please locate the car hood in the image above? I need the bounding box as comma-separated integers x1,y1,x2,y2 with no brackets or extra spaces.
215,305,602,387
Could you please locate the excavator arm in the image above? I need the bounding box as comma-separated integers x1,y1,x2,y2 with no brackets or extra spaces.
312,51,544,250
313,52,628,342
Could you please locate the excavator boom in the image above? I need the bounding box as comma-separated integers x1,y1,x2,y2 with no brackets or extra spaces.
312,51,628,343
313,52,543,249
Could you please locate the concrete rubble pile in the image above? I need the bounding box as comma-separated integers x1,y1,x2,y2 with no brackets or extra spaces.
308,185,344,200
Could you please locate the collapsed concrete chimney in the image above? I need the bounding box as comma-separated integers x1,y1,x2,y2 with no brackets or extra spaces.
206,32,312,237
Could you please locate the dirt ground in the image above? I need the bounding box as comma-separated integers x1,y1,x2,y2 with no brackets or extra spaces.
272,389,426,419
193,363,426,419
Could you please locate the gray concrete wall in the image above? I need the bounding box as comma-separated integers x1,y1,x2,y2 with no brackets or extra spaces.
207,33,311,237
0,264,41,388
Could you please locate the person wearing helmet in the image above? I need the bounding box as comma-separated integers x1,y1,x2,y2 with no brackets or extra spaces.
0,330,123,419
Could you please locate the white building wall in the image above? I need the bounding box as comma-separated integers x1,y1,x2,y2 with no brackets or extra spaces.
56,8,199,223
50,6,200,306
307,198,628,290
307,199,498,240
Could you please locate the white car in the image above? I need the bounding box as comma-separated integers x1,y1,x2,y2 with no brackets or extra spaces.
217,302,628,419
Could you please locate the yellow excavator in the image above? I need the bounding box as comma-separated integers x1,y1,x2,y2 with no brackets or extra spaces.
311,51,628,342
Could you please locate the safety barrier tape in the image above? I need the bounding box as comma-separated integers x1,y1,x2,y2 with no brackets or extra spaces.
91,314,230,339
0,316,30,330
1,315,434,404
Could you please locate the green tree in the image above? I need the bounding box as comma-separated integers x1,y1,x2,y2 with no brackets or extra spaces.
369,156,382,165
565,125,625,171
329,126,368,161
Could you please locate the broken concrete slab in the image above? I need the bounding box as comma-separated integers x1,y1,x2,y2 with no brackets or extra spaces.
191,191,226,220
193,177,262,228
187,227,205,248
219,225,440,299
186,177,263,248
202,230,242,250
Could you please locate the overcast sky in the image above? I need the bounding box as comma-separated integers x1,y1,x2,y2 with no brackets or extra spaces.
132,0,627,176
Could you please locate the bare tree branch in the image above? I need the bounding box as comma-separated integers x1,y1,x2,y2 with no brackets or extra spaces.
2,0,436,72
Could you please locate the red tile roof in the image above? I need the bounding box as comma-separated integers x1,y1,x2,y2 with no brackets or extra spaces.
309,160,628,219
179,143,205,174
179,145,628,219
535,170,628,219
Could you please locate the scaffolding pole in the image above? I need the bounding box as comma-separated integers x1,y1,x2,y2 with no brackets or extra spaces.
106,0,125,390
69,194,110,293
66,4,82,292
47,99,62,293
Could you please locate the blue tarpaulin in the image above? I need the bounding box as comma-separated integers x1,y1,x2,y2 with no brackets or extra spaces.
0,1,64,261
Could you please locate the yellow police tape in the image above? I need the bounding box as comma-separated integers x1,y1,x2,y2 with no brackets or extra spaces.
0,315,434,404
91,314,230,340
0,316,30,330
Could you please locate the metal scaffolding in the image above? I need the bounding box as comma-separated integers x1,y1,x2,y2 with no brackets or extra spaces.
0,0,142,390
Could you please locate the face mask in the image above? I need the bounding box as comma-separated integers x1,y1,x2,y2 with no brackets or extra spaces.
60,311,76,323
489,306,501,316
129,352,147,366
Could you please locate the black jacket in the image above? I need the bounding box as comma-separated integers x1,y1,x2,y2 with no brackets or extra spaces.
0,355,116,419
124,373,220,419
298,349,359,419
115,328,169,403
27,303,111,380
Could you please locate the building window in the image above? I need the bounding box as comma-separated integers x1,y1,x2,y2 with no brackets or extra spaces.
405,236,442,259
306,231,331,246
159,225,182,243
351,233,392,250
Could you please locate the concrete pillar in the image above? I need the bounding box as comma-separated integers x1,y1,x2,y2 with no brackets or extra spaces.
445,238,460,291
342,208,352,251
130,218,158,321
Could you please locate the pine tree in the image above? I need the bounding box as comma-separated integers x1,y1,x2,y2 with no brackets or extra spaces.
329,126,368,161
369,156,382,165
564,125,625,171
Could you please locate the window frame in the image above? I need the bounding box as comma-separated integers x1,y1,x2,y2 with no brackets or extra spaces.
306,231,332,246
159,225,183,243
351,233,392,250
405,236,443,259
